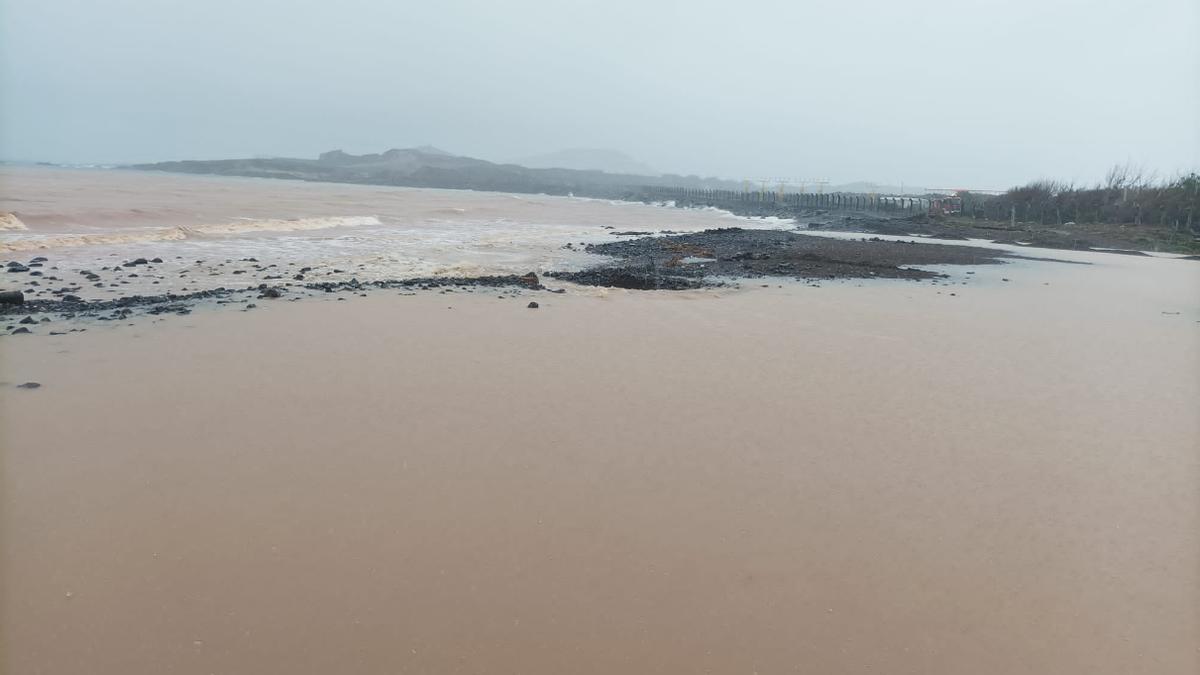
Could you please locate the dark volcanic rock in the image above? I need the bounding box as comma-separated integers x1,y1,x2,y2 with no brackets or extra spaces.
552,268,704,290
729,251,770,261
0,290,24,304
10,326,31,334
527,301,539,309
550,227,1066,289
7,263,30,273
16,381,41,389
0,269,562,330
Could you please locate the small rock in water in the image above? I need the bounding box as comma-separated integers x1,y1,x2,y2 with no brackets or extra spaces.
16,381,41,389
527,301,539,309
11,326,31,334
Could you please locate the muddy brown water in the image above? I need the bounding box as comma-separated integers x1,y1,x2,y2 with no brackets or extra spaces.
3,167,1198,674
2,252,1197,674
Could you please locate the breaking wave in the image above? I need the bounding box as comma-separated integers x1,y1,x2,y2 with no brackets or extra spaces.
191,215,381,235
0,212,29,231
0,215,381,253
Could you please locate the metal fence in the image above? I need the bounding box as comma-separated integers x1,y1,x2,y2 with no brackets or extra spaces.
640,186,930,216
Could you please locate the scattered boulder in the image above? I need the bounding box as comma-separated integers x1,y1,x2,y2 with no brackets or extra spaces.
527,301,539,309
10,327,31,334
518,272,542,289
7,263,30,273
16,382,41,389
18,315,35,324
0,290,24,304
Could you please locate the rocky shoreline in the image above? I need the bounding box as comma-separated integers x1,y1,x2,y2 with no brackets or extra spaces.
1,271,554,335
2,227,1070,335
656,195,1200,255
550,227,1065,290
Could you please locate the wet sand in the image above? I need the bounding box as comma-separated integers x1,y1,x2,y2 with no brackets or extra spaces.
2,257,1197,674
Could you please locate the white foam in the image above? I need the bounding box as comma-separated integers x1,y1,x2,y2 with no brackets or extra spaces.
187,215,381,236
0,215,381,252
0,212,28,231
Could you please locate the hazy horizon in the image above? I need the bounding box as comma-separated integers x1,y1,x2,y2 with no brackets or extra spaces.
2,0,1197,189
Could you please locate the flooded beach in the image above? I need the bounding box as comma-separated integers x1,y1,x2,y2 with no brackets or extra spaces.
6,0,1198,670
2,168,1198,674
1,167,767,298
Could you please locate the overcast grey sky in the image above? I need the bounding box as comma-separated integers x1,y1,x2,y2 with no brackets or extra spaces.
2,0,1197,188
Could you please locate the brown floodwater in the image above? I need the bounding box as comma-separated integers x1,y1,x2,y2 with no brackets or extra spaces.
2,250,1197,673
1,166,769,297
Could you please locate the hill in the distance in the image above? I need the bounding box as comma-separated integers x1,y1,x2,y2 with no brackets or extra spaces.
131,147,734,197
512,148,658,177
